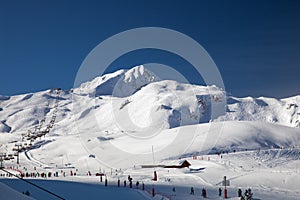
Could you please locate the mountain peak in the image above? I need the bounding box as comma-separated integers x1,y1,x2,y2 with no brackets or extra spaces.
75,65,160,97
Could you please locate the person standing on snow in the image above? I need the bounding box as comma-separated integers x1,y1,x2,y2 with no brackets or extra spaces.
219,187,222,196
190,187,194,195
24,190,30,196
245,189,254,200
238,188,242,197
128,175,132,182
202,188,207,198
244,189,248,198
172,187,176,193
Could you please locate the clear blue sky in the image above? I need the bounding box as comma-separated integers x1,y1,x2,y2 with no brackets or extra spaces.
1,0,299,98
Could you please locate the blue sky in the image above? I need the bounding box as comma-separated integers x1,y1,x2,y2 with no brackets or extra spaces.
0,0,299,98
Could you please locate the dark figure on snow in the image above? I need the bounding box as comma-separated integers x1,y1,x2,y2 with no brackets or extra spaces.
190,187,194,195
245,188,253,200
238,188,242,197
124,180,126,187
202,188,207,198
219,187,222,196
24,190,30,196
128,175,132,182
136,181,139,189
172,187,176,193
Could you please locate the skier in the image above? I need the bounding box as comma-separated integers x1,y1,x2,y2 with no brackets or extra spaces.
136,181,139,189
202,188,207,198
24,190,30,196
238,188,242,197
244,189,254,200
244,189,248,198
123,180,126,187
190,187,194,195
152,171,157,181
172,187,176,193
219,187,222,196
128,175,132,182
104,178,108,187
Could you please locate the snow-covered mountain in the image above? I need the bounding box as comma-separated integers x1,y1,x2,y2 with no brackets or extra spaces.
1,65,300,200
0,64,299,166
218,95,300,128
0,65,299,136
0,66,227,135
0,65,299,153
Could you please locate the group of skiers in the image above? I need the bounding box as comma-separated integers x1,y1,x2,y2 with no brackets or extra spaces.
189,186,253,199
4,171,51,178
17,170,71,178
12,167,254,200
189,187,207,198
22,190,30,196
239,188,253,200
120,175,143,189
125,175,142,189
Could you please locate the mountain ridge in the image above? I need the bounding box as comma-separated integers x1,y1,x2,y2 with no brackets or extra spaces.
0,65,299,137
